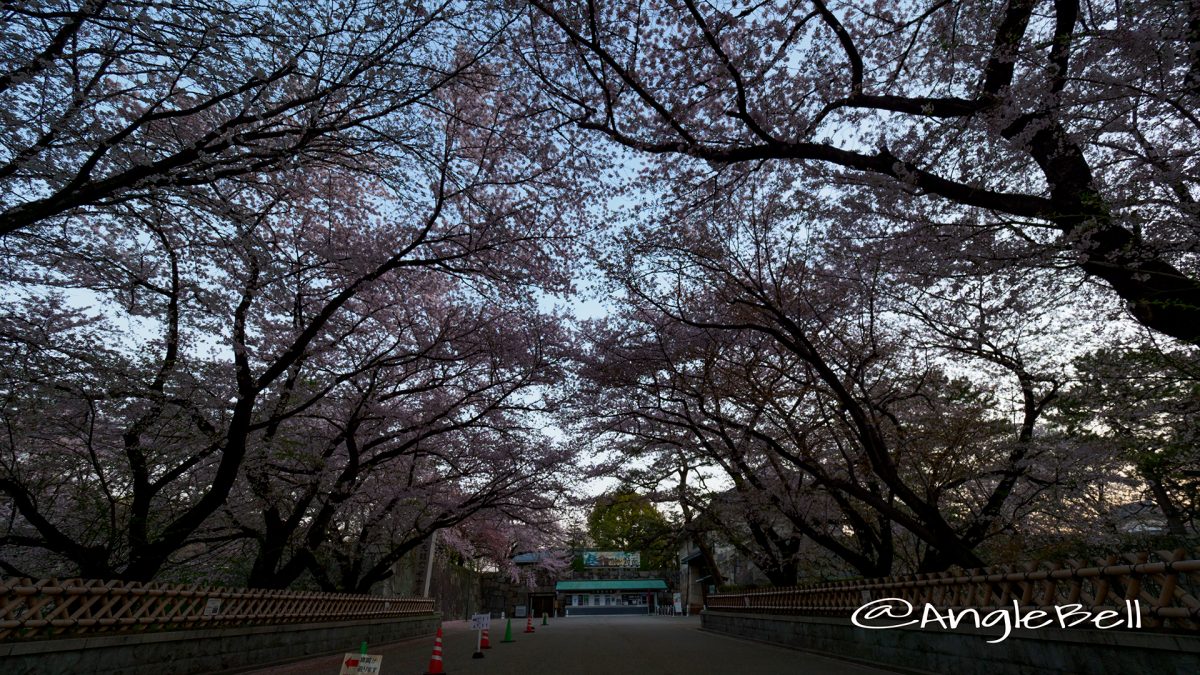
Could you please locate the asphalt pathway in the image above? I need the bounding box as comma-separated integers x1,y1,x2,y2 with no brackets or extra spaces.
239,614,901,675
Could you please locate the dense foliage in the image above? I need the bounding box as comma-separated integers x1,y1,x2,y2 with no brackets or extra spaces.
2,0,1197,589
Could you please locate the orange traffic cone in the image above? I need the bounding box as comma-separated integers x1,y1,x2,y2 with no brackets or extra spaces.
524,615,535,633
481,628,491,649
425,626,446,674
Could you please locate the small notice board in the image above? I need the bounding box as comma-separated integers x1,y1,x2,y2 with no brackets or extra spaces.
470,613,491,630
338,653,381,674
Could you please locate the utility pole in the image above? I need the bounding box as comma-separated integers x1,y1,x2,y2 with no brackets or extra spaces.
423,530,437,597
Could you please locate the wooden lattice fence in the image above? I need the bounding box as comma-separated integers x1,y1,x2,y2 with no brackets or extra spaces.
0,577,434,641
706,549,1200,631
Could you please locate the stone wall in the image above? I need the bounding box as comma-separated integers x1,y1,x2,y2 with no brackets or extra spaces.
702,610,1200,675
480,573,524,617
426,562,481,621
478,573,558,618
386,544,482,621
0,614,437,675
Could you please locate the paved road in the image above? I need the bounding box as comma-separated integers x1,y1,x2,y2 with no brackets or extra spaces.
240,614,900,675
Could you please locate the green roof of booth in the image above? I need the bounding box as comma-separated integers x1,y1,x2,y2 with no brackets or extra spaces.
555,580,668,592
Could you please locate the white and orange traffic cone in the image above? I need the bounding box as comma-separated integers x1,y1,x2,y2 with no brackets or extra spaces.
425,626,446,674
524,614,535,633
481,627,491,649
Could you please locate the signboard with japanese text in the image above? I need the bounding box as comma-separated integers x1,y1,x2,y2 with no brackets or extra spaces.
338,654,381,674
581,551,641,568
470,613,491,630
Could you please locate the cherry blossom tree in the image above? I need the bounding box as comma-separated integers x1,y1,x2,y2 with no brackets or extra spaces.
579,311,907,579
0,0,498,237
0,155,573,582
517,0,1200,345
438,508,572,586
568,173,1123,575
230,303,577,591
0,1,584,583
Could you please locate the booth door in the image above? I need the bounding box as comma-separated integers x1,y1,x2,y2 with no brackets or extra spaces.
531,594,556,618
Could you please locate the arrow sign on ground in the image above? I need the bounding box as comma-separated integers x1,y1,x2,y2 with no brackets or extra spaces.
338,654,360,674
